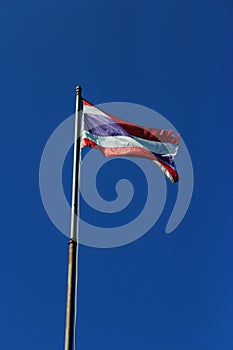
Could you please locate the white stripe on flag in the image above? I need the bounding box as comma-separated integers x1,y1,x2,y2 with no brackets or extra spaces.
83,104,112,119
82,131,177,155
132,136,178,155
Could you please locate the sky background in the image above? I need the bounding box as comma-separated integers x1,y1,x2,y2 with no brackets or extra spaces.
0,0,233,349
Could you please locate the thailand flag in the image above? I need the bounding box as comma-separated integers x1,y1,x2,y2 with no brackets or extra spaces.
81,99,180,183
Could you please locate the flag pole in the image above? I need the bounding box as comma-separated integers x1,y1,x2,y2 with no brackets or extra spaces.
64,85,82,350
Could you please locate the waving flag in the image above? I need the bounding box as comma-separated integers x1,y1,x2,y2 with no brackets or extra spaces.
81,99,180,183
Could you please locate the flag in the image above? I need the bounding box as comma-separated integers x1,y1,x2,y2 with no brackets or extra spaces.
81,99,180,183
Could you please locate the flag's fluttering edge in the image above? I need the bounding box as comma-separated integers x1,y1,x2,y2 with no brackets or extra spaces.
81,99,180,183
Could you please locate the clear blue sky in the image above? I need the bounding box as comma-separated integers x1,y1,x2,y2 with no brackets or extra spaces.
0,0,232,349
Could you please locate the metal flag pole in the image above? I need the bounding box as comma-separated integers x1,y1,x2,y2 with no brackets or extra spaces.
64,85,82,350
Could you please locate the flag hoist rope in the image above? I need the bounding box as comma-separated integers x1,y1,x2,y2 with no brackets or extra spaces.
64,86,82,350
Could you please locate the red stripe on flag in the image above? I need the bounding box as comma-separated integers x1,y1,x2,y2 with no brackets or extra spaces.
82,138,179,182
83,99,93,106
82,138,157,160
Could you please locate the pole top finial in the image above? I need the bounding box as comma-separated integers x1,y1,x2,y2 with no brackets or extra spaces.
76,85,82,95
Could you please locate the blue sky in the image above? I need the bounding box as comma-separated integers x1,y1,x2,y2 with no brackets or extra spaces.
0,0,233,349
